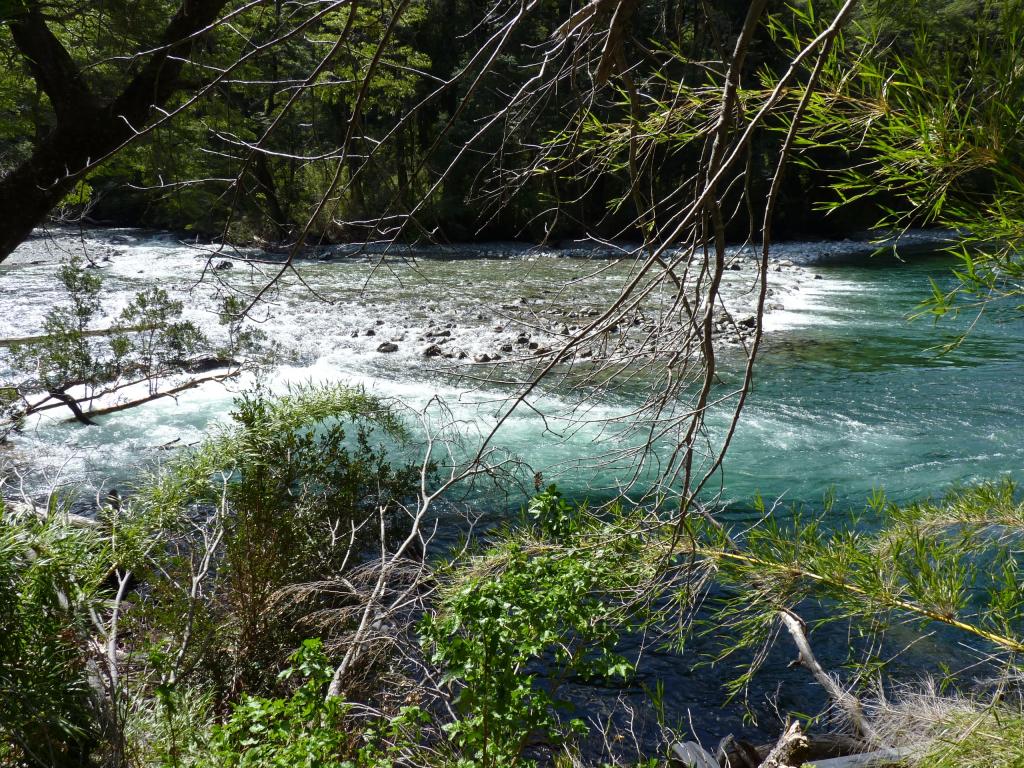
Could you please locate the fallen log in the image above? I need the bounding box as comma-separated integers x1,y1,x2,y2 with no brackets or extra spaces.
3,499,99,528
0,322,158,348
81,368,239,418
718,732,871,767
760,721,808,768
668,736,915,768
808,748,914,767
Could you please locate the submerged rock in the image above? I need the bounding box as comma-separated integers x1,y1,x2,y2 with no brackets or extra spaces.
376,342,399,353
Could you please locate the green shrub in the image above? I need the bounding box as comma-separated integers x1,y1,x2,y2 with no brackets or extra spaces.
422,493,658,767
132,383,423,696
197,639,431,768
0,500,111,768
199,639,355,768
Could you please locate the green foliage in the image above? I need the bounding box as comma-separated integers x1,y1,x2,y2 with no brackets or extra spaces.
195,638,431,768
0,385,426,766
218,295,268,360
783,0,1024,324
0,385,23,438
0,502,111,767
115,286,207,392
524,484,576,541
700,481,1024,700
422,492,658,767
199,639,355,768
10,255,103,393
133,383,420,694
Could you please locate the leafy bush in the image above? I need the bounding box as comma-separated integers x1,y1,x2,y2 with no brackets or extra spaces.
199,639,355,768
132,383,423,696
422,493,658,767
196,638,431,768
0,499,111,768
524,484,576,542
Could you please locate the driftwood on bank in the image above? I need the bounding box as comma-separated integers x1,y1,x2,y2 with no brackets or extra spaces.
717,732,871,767
669,733,915,768
3,499,99,529
759,721,809,768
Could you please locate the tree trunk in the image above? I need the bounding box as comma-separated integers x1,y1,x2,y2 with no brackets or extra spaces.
47,390,97,426
0,0,232,262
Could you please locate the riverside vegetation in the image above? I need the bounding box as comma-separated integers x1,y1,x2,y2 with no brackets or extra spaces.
8,431,1024,767
3,0,1024,766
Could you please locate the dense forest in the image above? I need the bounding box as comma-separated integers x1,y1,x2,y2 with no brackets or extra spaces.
2,1,1024,767
3,0,1010,248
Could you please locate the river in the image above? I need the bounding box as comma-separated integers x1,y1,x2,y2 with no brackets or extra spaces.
2,226,1023,751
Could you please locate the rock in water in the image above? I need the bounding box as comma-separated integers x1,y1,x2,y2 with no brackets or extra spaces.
377,342,399,353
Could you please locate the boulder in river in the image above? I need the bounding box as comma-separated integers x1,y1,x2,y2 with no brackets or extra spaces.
377,342,399,353
423,344,443,357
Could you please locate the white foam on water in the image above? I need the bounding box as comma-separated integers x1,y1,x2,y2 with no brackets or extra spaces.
6,226,1018,507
